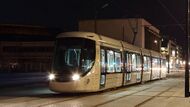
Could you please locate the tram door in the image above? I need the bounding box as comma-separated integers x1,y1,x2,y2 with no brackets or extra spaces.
125,52,132,83
100,49,106,88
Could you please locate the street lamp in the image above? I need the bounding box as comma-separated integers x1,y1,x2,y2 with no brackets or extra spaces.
185,0,190,97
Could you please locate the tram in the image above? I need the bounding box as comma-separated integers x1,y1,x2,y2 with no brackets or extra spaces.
48,32,167,92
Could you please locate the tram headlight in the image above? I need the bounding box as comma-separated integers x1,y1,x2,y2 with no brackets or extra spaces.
48,73,56,80
72,74,80,81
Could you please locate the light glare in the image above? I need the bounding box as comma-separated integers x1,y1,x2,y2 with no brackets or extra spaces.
72,74,80,81
48,73,55,80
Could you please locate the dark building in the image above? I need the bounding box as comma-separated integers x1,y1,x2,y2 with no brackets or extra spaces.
145,27,161,52
0,24,56,72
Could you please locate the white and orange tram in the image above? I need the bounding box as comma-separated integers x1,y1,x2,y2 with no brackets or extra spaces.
48,32,167,92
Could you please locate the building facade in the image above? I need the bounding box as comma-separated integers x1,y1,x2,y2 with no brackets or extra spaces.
0,24,55,73
79,18,161,52
161,38,184,72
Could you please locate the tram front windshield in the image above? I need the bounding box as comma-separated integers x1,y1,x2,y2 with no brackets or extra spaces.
53,37,95,75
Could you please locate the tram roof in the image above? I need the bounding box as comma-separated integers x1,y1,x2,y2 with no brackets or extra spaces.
57,32,162,57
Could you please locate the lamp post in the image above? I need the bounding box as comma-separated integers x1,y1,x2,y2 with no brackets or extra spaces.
185,0,190,97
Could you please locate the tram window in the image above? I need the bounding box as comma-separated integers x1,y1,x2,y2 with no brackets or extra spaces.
143,56,148,71
115,52,121,72
100,49,106,73
136,54,141,71
157,58,161,70
161,59,167,72
144,56,151,72
152,58,157,70
152,58,160,72
131,53,137,71
65,49,81,67
100,75,106,85
126,73,131,81
81,48,95,72
126,53,131,72
147,56,151,72
107,50,115,73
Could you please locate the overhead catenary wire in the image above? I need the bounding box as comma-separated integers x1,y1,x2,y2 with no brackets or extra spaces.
156,0,185,34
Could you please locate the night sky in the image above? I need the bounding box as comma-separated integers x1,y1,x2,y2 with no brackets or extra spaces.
0,0,186,48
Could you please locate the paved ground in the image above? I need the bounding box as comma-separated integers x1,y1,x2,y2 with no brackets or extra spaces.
0,71,189,107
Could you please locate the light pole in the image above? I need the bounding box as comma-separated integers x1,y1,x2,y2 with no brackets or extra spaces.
185,0,190,97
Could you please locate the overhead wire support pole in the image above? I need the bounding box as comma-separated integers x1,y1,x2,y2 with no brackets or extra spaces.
185,0,190,97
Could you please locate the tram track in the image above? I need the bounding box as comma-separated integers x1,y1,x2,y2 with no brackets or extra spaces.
37,82,154,107
93,84,177,107
37,81,163,107
0,80,177,107
134,84,179,107
38,92,107,107
37,84,146,107
92,86,154,107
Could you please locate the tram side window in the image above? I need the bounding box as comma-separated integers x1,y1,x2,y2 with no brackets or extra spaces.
115,52,121,72
143,56,148,71
107,50,115,73
152,58,157,71
131,53,137,71
161,59,167,72
143,56,151,72
152,58,160,72
100,49,106,73
136,54,142,71
126,52,132,72
147,56,151,72
157,58,161,71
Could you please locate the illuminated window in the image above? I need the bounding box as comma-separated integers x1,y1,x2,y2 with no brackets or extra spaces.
115,52,121,72
172,50,175,56
143,56,148,71
136,54,142,71
65,49,81,67
126,73,131,81
136,54,141,80
126,53,132,72
152,58,160,78
100,49,106,73
125,52,132,81
107,50,114,73
147,57,151,72
131,54,137,71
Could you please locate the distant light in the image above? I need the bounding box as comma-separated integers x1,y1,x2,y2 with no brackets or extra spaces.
154,40,158,44
183,61,186,65
172,50,175,56
176,59,179,64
